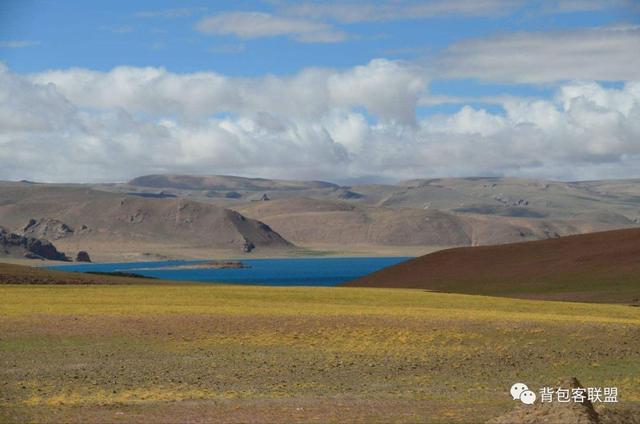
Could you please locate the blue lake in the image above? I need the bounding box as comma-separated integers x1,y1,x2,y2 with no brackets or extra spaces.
46,257,412,286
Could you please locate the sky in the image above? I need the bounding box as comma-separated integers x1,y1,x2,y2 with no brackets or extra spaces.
0,0,639,183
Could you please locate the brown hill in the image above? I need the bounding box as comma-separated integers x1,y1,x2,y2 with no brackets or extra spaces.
129,174,338,191
346,228,640,304
235,197,473,246
235,197,620,248
0,183,293,261
2,176,638,259
0,261,166,285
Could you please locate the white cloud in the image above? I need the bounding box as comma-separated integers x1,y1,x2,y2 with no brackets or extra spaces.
540,0,638,13
2,64,640,182
427,106,507,136
99,25,134,34
281,0,522,23
134,7,207,19
207,43,246,54
195,12,347,43
280,0,638,23
0,40,40,48
31,59,426,124
439,26,640,83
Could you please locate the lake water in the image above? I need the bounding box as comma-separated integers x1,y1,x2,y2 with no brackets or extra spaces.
46,257,412,286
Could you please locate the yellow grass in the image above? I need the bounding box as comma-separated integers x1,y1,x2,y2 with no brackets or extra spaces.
1,284,639,423
1,284,639,324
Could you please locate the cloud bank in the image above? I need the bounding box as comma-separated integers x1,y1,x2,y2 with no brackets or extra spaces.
440,26,640,83
196,12,347,43
0,40,40,48
1,60,639,183
281,0,522,23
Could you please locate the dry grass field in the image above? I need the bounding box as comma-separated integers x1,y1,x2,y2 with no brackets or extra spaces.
1,284,639,423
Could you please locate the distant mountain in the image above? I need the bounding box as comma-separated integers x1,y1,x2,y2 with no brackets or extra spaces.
0,182,293,261
346,228,640,304
2,175,640,260
378,177,640,221
122,175,640,225
234,196,626,247
235,197,473,246
129,174,339,191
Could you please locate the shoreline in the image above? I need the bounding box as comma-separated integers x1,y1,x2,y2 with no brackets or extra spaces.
3,243,442,266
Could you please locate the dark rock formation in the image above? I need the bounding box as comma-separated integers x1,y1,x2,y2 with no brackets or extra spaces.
242,238,256,253
336,189,364,200
225,191,242,199
259,193,270,201
75,251,92,262
126,191,177,199
24,238,69,261
0,227,70,261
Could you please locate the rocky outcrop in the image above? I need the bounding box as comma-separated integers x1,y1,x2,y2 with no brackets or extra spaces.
0,188,294,255
0,227,70,261
75,251,92,262
22,218,74,240
242,238,256,253
77,224,91,234
336,189,364,200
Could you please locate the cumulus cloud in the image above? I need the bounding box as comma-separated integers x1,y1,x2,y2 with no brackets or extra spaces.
541,0,638,13
439,25,640,83
31,59,425,124
2,63,640,182
281,0,522,23
195,12,347,43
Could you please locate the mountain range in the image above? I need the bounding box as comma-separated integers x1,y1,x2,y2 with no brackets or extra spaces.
1,174,639,261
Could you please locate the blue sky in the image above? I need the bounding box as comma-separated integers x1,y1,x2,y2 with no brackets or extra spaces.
0,1,639,182
1,1,634,75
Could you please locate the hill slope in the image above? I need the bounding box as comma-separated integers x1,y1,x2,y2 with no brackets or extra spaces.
0,183,293,261
346,228,640,304
121,175,640,248
129,174,339,191
4,176,640,258
235,198,473,246
0,262,165,284
235,197,622,247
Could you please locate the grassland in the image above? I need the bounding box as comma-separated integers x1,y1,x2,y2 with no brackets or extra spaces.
1,284,639,423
